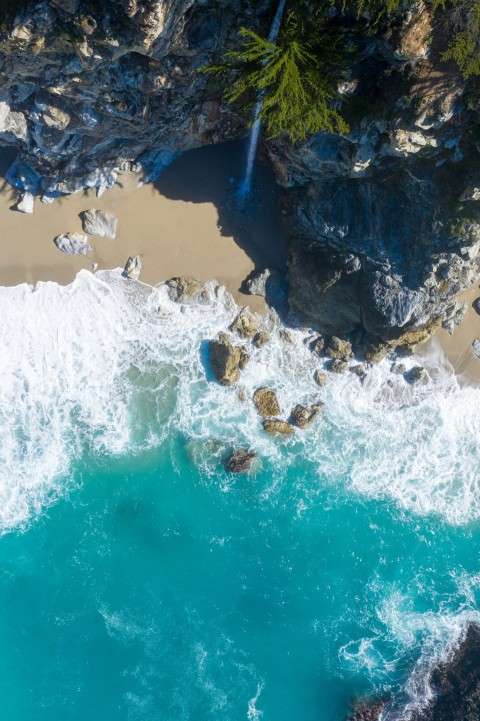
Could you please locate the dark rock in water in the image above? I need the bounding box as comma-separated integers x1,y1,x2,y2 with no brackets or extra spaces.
253,331,269,348
325,336,353,361
311,337,326,356
262,419,295,435
208,332,248,386
290,403,323,429
253,387,281,418
328,359,348,374
409,623,480,721
361,338,390,363
314,370,328,386
404,366,428,384
280,328,293,344
347,698,387,721
229,307,261,338
167,277,210,304
391,362,407,375
350,364,367,380
225,449,256,474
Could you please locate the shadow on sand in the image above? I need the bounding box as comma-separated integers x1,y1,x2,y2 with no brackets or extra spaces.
154,140,288,280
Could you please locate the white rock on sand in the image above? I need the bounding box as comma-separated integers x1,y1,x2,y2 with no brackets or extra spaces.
80,208,118,238
122,255,142,280
15,191,34,214
54,232,93,255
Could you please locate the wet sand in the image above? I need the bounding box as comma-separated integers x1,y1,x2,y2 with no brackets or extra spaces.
0,141,287,313
420,284,480,383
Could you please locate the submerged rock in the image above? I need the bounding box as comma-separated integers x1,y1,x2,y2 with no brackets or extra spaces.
208,332,248,386
80,209,118,239
53,232,92,255
253,331,270,348
349,364,367,380
122,255,142,280
253,388,281,418
325,336,353,361
229,307,261,338
167,277,210,304
328,359,348,374
225,449,256,474
404,366,428,384
391,362,407,375
262,419,295,436
314,370,328,386
290,403,323,429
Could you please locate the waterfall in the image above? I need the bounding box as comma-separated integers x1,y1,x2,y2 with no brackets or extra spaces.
239,0,287,199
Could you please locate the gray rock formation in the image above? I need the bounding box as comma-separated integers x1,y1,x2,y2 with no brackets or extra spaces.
81,209,118,238
122,254,142,279
53,232,92,254
208,332,248,386
313,370,328,387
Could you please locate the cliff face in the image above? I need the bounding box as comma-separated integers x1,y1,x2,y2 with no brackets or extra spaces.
0,0,270,193
1,1,480,349
268,9,480,351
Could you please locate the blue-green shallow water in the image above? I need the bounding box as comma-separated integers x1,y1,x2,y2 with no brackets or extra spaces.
1,271,480,720
1,441,479,721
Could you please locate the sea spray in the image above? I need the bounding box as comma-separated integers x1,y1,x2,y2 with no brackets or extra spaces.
0,270,480,719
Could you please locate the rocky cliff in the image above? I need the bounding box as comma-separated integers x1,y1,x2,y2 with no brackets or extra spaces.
350,623,480,721
1,0,480,351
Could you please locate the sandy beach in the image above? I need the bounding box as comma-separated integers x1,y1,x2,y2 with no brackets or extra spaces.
0,141,287,313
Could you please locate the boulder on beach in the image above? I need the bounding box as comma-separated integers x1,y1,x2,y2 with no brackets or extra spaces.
253,331,270,348
80,209,118,238
242,268,273,297
253,387,281,418
53,232,92,255
15,191,34,214
167,276,211,304
229,307,261,338
262,419,295,435
225,449,256,474
122,255,142,280
290,403,323,429
472,338,480,359
208,332,248,386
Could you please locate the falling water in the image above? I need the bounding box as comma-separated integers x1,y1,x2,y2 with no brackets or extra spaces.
239,0,288,199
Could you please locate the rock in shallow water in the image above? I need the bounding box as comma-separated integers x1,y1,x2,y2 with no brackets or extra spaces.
80,209,118,239
404,366,428,384
54,232,92,255
262,419,295,435
314,369,328,386
208,332,248,386
224,449,256,474
290,403,323,429
253,388,281,418
167,277,210,304
229,307,261,338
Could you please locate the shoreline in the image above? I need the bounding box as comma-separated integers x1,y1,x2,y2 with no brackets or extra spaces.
0,141,287,314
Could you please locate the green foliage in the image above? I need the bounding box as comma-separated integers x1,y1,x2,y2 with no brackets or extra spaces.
205,10,348,143
442,0,480,77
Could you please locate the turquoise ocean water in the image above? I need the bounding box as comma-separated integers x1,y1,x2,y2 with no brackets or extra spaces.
1,270,480,720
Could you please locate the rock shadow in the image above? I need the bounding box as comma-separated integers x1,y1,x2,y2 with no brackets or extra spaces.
154,140,289,314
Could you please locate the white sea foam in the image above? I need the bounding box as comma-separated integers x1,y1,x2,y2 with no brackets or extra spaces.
1,269,480,533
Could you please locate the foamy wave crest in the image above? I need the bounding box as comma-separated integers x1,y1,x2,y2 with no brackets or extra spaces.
1,269,480,532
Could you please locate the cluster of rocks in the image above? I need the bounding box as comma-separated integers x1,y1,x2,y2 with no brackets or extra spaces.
349,623,480,721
